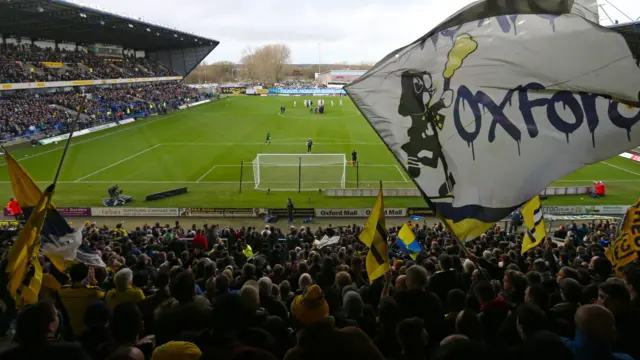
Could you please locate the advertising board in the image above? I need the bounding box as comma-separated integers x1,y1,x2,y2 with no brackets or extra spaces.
178,208,256,217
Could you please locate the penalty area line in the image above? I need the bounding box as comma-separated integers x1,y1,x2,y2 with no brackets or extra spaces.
196,165,218,183
395,165,409,182
73,144,162,182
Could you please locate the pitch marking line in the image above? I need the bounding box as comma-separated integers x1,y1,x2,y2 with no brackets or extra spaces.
74,144,162,182
0,99,227,167
196,165,217,183
395,165,409,182
601,161,640,177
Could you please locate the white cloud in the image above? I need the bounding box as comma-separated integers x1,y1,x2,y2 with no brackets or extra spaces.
79,0,639,64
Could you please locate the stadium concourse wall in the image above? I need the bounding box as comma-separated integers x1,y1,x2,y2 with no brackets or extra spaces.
0,76,183,91
4,205,631,219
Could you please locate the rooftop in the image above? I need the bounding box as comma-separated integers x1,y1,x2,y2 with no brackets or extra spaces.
0,0,219,52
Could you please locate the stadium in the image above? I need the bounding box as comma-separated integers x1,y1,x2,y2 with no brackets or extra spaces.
0,2,638,215
2,1,640,358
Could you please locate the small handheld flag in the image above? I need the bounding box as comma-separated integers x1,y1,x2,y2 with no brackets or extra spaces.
396,223,421,260
359,186,390,283
521,196,546,255
606,198,640,276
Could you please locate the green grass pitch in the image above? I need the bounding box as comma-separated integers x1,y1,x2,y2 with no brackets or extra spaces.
0,96,638,208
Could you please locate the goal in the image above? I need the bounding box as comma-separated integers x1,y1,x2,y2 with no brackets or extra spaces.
252,154,347,191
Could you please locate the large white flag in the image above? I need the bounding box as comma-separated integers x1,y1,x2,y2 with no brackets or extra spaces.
346,0,640,241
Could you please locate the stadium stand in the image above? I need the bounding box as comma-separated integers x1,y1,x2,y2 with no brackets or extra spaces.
0,43,179,83
0,0,218,142
0,91,74,139
0,0,218,81
0,83,208,139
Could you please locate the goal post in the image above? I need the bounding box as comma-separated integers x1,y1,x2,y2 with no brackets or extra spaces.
252,154,347,191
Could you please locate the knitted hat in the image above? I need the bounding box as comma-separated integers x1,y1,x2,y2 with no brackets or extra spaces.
291,285,329,325
152,341,201,360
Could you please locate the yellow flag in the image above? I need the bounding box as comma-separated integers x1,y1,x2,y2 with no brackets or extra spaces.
606,198,640,276
3,150,55,304
6,187,52,302
45,253,76,273
21,258,43,306
359,188,390,284
521,196,546,255
5,150,43,207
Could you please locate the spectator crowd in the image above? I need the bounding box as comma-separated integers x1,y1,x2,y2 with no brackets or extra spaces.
0,44,178,84
0,83,206,139
0,216,637,360
0,92,74,140
274,80,323,89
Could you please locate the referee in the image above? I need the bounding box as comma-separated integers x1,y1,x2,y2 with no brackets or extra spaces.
306,138,313,153
351,149,358,166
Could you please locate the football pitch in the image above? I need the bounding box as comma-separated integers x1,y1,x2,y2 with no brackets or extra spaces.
0,96,638,208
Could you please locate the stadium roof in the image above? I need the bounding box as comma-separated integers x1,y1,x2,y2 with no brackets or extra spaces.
0,0,219,52
608,20,640,59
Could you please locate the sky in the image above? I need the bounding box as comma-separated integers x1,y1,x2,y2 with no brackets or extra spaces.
76,0,639,64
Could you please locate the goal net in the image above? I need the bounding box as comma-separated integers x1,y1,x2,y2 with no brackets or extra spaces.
252,154,347,191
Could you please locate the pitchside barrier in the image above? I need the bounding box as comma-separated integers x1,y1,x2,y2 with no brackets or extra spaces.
38,99,212,145
3,205,629,219
325,186,592,197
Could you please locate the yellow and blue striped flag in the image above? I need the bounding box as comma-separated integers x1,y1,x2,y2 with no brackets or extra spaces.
396,224,421,260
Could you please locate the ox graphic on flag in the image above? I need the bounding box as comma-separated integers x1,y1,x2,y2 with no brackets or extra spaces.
346,0,640,241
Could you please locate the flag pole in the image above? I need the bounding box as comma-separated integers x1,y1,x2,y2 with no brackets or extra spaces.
52,97,86,186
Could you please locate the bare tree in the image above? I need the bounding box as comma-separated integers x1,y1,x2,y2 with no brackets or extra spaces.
209,61,235,83
239,44,292,83
241,46,260,82
185,61,237,84
269,44,292,82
